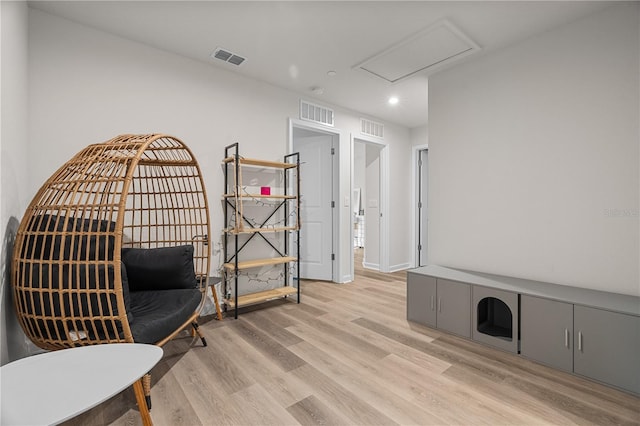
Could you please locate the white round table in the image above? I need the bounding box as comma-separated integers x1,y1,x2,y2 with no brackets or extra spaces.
1,343,163,425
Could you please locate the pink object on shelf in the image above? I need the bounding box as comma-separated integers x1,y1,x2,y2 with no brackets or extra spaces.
261,186,271,195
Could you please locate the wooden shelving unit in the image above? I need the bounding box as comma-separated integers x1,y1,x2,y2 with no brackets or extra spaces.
222,142,300,318
223,226,297,235
225,286,298,309
222,156,298,169
223,256,297,271
223,194,297,199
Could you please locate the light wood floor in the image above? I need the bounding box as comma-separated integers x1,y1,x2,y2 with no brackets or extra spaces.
66,250,639,425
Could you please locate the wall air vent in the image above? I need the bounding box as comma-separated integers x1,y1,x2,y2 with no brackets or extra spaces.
361,118,384,138
211,47,246,66
300,100,334,127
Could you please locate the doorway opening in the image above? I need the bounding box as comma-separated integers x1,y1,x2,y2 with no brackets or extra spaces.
290,120,339,282
352,136,387,273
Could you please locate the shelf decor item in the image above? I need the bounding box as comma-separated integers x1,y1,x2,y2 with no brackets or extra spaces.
222,142,300,318
11,133,222,408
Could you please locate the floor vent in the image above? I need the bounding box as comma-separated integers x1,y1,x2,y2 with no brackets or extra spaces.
361,118,384,138
300,100,334,127
211,47,246,66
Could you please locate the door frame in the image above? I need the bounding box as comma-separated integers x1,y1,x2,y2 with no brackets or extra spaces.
412,143,429,267
288,118,341,283
351,134,390,273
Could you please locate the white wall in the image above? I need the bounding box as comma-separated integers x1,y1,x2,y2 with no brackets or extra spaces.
428,4,639,296
385,126,413,271
1,0,42,364
27,9,414,285
411,125,428,147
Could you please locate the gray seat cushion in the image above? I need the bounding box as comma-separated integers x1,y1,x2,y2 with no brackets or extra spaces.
129,289,201,344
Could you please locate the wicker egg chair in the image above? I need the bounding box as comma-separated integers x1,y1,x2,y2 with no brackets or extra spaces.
12,133,222,410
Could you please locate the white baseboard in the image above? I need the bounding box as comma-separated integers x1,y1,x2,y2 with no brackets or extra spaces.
363,262,380,270
339,274,353,283
390,262,411,273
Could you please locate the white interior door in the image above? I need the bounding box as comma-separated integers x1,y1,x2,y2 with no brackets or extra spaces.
418,149,428,266
294,132,333,280
363,143,381,269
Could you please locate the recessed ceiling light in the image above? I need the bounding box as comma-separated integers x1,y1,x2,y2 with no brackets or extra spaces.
388,96,399,105
327,70,337,77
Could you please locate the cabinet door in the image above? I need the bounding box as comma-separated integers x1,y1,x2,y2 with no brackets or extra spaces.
574,306,640,394
406,273,436,327
521,295,573,372
436,279,471,338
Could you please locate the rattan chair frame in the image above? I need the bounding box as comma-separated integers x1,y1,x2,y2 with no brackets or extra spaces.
12,133,221,350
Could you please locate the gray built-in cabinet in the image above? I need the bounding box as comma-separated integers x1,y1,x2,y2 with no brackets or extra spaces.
437,279,471,338
520,295,573,372
407,265,640,395
573,305,640,395
521,296,640,387
407,275,470,338
407,274,437,327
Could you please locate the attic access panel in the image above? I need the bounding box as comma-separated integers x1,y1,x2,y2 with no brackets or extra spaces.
355,19,480,83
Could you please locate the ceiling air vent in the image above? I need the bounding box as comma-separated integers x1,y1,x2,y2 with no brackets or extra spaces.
361,118,384,138
211,47,246,66
300,100,334,127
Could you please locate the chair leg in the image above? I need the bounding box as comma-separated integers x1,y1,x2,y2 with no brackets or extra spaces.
209,283,223,321
143,373,152,410
133,378,153,426
192,321,207,347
